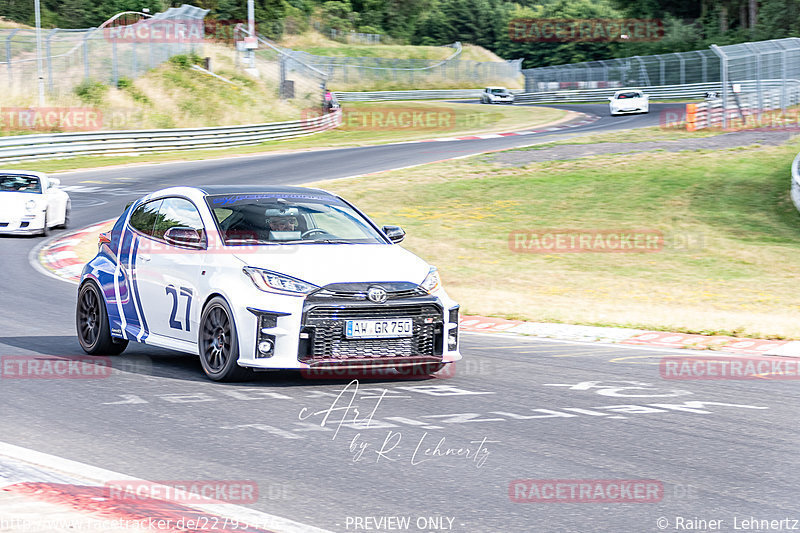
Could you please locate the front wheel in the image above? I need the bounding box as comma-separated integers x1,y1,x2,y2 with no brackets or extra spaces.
76,281,128,355
198,297,251,382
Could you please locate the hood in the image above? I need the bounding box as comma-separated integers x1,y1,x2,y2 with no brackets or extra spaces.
0,192,41,218
234,243,431,287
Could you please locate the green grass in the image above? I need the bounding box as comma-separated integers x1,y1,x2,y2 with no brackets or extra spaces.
0,102,567,174
309,136,800,339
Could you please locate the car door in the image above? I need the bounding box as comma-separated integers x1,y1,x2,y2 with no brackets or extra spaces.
136,197,207,345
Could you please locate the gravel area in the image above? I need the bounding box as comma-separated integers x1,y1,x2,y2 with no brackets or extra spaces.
491,130,799,165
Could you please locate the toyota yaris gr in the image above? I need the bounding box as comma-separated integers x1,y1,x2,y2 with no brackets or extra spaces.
76,186,462,381
608,90,649,116
0,171,70,236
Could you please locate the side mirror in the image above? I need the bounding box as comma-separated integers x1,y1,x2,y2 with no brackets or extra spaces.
608,96,614,101
49,177,60,187
164,226,204,249
382,225,405,243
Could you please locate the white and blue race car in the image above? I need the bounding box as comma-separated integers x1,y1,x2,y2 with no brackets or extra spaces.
76,186,462,381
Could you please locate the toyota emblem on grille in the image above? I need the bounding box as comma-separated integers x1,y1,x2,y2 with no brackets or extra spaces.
367,286,388,303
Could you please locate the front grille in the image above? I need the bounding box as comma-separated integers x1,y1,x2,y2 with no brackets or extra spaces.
301,303,443,361
311,282,427,301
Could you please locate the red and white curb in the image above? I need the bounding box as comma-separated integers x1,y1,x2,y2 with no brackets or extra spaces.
416,113,599,142
38,220,114,284
0,441,332,533
39,223,800,359
458,315,800,358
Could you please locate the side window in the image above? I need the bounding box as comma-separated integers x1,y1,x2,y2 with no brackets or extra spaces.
152,197,206,243
129,200,162,236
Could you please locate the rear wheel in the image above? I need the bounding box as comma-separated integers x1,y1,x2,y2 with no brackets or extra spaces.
76,281,128,355
58,201,70,229
198,297,251,382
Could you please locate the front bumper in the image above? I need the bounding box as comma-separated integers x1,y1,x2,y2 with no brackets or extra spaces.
235,285,462,370
0,218,42,235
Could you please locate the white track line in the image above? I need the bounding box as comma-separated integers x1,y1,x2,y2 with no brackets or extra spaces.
0,441,334,533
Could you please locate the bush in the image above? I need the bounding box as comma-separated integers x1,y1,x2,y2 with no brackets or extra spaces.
168,53,202,69
74,80,108,105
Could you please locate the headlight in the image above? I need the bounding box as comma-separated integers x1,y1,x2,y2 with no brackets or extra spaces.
420,267,440,293
243,267,318,295
25,200,37,212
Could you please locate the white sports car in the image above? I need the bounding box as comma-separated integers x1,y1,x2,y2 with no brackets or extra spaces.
76,186,462,381
481,87,515,104
0,171,70,236
609,90,649,116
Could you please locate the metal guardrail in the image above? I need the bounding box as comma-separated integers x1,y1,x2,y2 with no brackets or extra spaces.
334,89,484,101
0,110,342,163
791,152,800,215
513,82,726,103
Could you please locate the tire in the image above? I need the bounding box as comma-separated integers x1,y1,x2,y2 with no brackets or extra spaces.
76,280,128,355
40,212,49,237
198,296,251,382
58,201,70,229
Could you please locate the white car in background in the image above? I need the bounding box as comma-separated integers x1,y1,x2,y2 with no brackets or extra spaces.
0,171,70,236
76,186,462,382
481,87,515,104
609,90,650,116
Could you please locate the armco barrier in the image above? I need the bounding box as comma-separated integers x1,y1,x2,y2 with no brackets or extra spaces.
334,89,486,102
0,110,341,163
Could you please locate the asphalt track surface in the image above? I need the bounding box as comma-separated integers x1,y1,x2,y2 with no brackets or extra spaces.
2,103,798,532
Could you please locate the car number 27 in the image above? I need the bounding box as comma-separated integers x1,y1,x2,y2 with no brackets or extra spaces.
165,285,193,331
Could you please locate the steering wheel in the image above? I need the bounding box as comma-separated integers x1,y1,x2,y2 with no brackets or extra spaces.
301,228,328,238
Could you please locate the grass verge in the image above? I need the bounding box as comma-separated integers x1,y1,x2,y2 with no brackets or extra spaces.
307,135,800,339
0,102,568,174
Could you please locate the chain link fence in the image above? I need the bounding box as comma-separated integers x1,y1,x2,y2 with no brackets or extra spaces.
0,4,208,98
523,49,720,92
233,25,328,107
522,38,800,128
280,42,522,88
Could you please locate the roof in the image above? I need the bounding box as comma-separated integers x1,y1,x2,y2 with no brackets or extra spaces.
197,185,333,197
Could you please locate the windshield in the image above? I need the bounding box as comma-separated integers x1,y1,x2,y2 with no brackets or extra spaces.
490,88,509,94
206,193,386,245
0,174,41,193
617,92,642,99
